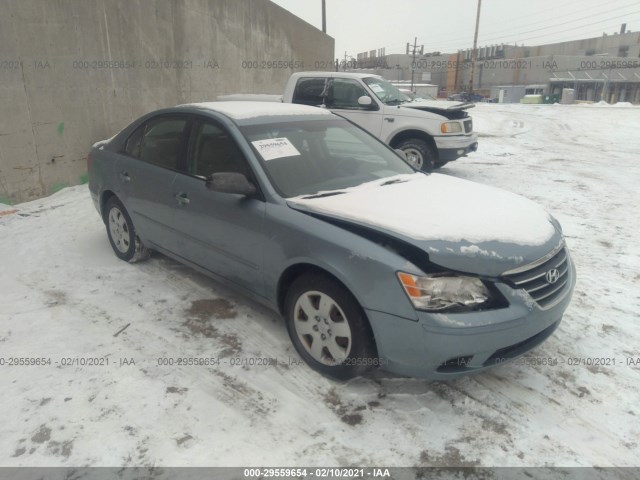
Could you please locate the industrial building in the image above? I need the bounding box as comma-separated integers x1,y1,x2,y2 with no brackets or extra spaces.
351,29,640,104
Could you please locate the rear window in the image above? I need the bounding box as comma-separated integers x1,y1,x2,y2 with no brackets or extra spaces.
123,116,188,170
292,78,326,106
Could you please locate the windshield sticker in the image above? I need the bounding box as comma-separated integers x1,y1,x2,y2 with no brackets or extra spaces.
369,84,384,93
251,138,301,161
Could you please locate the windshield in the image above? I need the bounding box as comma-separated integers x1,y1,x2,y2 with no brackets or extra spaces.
241,118,415,198
363,77,409,105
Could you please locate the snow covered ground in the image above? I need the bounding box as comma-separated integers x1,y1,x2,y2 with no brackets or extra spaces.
0,103,639,470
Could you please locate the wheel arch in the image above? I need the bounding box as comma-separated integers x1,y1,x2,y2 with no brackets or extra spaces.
277,263,344,315
389,129,439,161
276,262,379,356
99,190,118,223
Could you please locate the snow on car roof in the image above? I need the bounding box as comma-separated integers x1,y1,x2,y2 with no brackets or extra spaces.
289,71,381,80
178,101,333,120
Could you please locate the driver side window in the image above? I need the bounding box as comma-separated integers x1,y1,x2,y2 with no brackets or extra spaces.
326,78,370,109
189,121,249,178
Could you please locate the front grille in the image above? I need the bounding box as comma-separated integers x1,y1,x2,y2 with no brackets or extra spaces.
464,119,472,133
502,245,571,309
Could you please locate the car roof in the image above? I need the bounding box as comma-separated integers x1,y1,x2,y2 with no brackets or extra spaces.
289,71,382,80
176,101,333,123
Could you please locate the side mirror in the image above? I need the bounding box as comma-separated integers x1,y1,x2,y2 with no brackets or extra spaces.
394,148,407,160
357,96,373,106
206,172,257,196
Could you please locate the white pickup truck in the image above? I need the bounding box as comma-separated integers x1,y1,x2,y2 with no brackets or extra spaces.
219,72,478,171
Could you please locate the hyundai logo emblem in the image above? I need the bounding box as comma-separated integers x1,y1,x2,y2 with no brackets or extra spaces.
546,269,560,284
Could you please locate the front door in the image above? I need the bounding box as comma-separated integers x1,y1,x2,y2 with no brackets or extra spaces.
325,77,383,138
171,118,266,296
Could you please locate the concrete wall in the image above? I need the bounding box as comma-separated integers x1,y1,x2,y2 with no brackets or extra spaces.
0,0,334,203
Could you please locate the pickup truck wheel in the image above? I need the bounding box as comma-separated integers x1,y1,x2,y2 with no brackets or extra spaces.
396,139,436,171
105,197,150,263
285,273,377,380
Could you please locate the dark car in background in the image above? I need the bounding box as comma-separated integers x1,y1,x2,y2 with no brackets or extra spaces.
448,92,487,102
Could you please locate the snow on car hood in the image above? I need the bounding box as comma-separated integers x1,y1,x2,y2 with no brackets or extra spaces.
287,173,561,276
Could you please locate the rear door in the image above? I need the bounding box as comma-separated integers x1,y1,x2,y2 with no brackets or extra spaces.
171,117,267,296
115,115,190,252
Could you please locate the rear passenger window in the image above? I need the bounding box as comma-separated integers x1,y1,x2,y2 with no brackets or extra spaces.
139,117,188,170
124,125,144,158
292,78,327,106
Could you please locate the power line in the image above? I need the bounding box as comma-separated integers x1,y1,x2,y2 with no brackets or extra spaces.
479,9,640,44
426,0,639,48
347,4,640,58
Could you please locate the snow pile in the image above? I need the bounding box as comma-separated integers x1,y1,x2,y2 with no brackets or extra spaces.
1,103,639,468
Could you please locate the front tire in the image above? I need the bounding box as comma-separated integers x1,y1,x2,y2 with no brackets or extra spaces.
285,273,377,380
396,138,436,171
105,196,150,263
434,160,449,169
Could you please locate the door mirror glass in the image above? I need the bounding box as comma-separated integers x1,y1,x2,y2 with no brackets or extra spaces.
357,96,373,106
206,172,257,196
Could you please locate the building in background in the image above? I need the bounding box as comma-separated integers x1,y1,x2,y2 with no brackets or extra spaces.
348,29,640,104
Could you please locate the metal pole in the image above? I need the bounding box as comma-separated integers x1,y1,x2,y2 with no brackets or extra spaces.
321,0,326,33
410,37,417,91
454,51,461,92
469,0,482,94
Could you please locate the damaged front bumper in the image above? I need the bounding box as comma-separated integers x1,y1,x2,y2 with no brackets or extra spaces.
366,257,576,379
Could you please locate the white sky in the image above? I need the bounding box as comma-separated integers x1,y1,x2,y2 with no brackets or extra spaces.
270,0,640,58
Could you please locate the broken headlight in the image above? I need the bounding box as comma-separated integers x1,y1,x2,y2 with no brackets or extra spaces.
397,272,492,312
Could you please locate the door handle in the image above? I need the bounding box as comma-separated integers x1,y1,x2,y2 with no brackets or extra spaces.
175,192,190,205
119,171,131,182
384,117,395,123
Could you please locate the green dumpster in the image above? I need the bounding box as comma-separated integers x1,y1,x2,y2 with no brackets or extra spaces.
543,94,560,104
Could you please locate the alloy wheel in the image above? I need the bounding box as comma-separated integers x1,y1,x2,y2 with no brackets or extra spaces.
293,291,352,365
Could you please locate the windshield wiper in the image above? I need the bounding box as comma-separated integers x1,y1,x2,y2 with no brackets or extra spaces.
386,99,405,105
380,178,408,186
301,191,346,199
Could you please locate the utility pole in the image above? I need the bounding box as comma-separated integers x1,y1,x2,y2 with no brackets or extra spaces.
454,50,461,92
406,37,423,91
321,0,326,33
469,0,482,94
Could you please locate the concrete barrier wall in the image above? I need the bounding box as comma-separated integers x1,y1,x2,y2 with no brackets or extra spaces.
0,0,334,203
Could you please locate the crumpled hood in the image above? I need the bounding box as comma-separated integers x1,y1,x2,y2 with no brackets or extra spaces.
287,173,563,276
401,99,474,112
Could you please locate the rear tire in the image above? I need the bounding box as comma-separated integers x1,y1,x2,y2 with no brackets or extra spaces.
104,196,150,263
396,138,437,171
284,273,377,380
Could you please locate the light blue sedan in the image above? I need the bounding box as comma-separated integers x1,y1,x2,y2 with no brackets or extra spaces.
88,102,575,379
